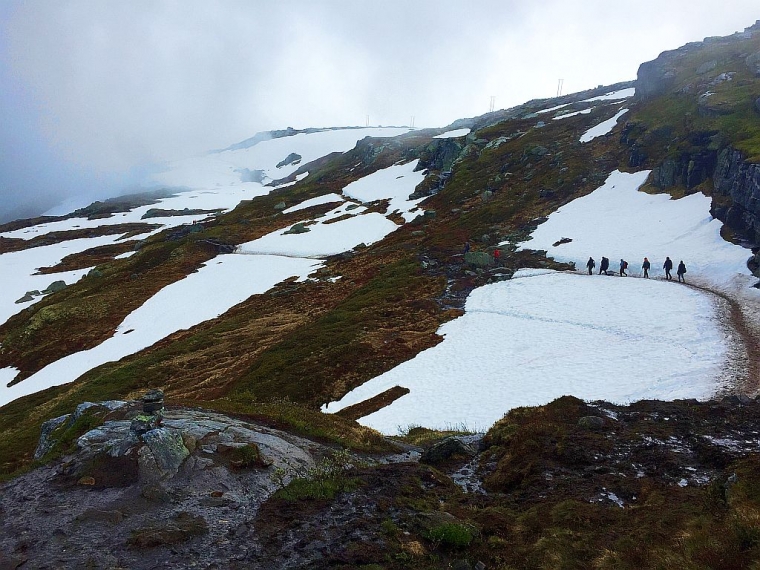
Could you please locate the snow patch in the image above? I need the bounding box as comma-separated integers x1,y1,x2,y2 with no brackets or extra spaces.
434,129,470,139
580,109,629,142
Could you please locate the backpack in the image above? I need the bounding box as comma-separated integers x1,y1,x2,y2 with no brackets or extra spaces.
623,261,628,269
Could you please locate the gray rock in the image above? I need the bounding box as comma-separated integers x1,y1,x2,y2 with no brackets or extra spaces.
273,201,287,210
15,292,37,304
34,414,70,459
42,280,66,294
141,428,190,474
276,152,302,168
284,222,310,234
464,251,492,267
420,437,476,466
578,416,605,430
131,413,162,435
696,59,717,74
142,389,164,413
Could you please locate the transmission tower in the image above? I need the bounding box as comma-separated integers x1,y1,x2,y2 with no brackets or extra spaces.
489,96,495,113
410,116,415,128
556,79,564,97
366,115,370,127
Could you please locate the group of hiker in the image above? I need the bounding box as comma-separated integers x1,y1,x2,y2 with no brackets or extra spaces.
586,256,687,282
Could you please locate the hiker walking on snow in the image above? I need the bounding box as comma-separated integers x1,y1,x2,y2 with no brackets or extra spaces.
677,260,687,283
642,257,651,278
663,256,673,280
599,257,609,275
619,259,628,277
586,257,595,275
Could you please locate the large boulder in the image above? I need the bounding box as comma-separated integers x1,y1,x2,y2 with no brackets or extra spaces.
139,428,190,480
420,437,477,466
464,251,493,268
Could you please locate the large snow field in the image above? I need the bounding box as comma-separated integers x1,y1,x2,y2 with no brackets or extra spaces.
520,169,752,288
324,270,726,433
0,254,321,407
325,167,754,434
579,108,629,142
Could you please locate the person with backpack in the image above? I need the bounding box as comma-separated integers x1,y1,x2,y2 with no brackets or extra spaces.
663,257,673,280
599,256,609,275
677,260,687,283
642,257,651,278
619,258,628,276
586,257,595,275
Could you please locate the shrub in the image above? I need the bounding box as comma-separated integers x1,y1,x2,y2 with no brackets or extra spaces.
427,522,475,549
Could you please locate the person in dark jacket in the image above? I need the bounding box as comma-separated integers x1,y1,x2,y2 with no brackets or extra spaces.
586,257,595,275
599,256,609,275
619,259,628,276
642,257,651,278
677,260,687,283
663,256,673,280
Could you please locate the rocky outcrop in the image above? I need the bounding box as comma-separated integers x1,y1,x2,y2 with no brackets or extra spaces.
635,53,680,99
275,152,302,168
650,149,718,190
5,397,329,569
712,147,760,243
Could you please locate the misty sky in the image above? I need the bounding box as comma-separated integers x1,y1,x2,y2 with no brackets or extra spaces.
1,1,758,222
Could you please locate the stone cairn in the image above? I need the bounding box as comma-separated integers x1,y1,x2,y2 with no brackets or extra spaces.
130,389,165,435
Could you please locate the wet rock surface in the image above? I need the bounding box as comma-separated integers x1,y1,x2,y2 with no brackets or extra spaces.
7,395,760,568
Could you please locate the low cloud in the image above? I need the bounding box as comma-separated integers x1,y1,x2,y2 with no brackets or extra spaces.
1,0,758,221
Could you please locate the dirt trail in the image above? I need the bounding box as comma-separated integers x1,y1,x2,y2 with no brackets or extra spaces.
689,281,760,395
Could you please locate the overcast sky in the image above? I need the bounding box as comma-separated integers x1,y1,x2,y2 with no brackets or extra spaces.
1,1,758,222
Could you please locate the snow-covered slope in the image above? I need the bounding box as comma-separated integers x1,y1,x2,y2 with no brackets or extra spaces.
0,129,424,406
324,169,757,433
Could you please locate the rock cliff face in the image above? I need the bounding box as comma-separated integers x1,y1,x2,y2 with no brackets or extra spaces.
712,148,760,243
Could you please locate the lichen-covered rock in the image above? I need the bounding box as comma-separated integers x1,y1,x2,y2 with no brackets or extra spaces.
140,428,190,478
464,251,493,267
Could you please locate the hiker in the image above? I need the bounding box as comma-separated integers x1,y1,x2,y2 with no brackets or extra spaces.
663,257,673,280
677,260,687,283
463,241,470,254
642,257,651,278
493,248,501,265
619,259,628,277
586,257,595,275
599,256,609,275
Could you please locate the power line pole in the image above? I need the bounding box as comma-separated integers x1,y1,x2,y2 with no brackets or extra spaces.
489,96,495,113
410,116,415,128
366,115,370,127
556,79,564,97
